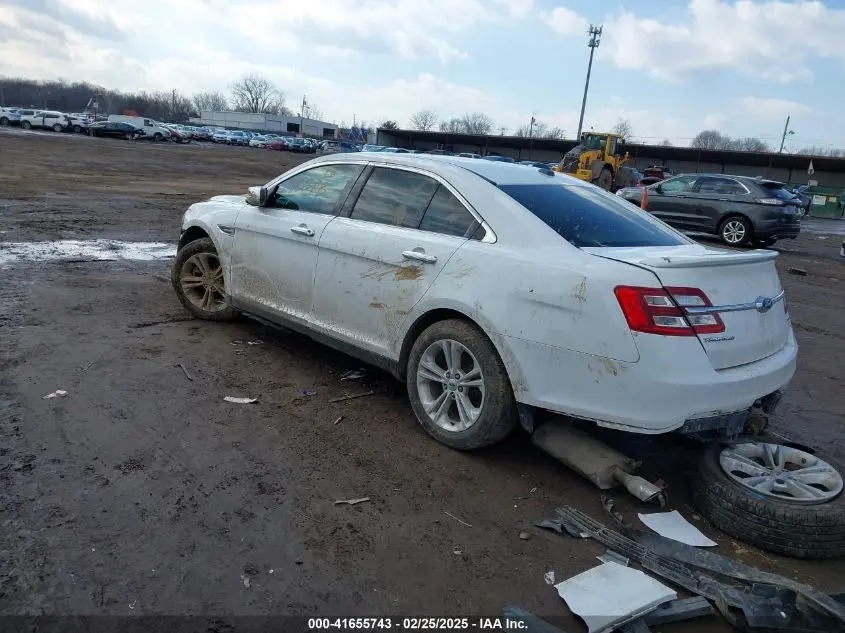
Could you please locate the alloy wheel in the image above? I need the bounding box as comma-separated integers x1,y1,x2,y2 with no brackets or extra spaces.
179,252,227,313
722,220,747,244
416,339,485,432
719,442,843,505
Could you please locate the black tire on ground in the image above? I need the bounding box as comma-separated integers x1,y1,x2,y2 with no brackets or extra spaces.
52,124,63,132
154,133,163,141
171,237,239,322
73,125,82,133
596,168,613,191
406,319,518,450
0,117,9,126
691,443,845,559
718,215,753,246
21,121,31,130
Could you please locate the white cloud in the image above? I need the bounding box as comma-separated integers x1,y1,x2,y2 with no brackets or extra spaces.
543,6,589,36
735,96,811,119
601,0,845,83
704,113,727,129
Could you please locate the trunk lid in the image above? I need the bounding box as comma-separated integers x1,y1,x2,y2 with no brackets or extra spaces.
584,244,790,370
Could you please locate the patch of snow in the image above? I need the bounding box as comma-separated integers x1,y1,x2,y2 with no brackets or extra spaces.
0,240,176,267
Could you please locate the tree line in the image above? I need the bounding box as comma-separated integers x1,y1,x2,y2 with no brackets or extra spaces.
0,74,325,123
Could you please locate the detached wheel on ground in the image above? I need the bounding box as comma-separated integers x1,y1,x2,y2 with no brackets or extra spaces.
691,442,845,559
719,215,752,246
171,237,239,322
406,319,517,450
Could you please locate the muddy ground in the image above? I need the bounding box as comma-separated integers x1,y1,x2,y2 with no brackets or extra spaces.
2,130,845,629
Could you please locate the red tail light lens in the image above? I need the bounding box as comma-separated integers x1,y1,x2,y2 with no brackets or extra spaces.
614,286,725,337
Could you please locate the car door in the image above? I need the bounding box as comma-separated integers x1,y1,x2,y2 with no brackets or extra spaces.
229,162,365,323
311,164,476,359
690,176,748,232
646,175,699,229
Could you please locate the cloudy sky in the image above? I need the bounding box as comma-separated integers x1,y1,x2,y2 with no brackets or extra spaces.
0,0,843,149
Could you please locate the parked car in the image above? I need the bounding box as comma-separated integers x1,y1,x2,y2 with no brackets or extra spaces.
193,127,213,141
266,137,291,151
287,138,312,153
88,121,145,140
482,155,515,163
789,185,811,212
249,134,269,148
617,174,802,246
0,107,21,126
107,115,171,141
379,147,411,153
212,130,230,143
20,110,68,132
169,127,192,143
171,153,796,484
226,130,250,146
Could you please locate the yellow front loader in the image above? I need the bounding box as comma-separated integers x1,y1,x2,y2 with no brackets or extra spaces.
553,132,635,191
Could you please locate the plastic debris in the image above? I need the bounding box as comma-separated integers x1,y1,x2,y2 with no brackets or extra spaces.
519,531,532,540
638,511,717,547
642,597,714,626
597,550,630,566
43,390,68,400
247,340,263,346
787,267,808,276
444,511,472,527
241,574,251,588
554,562,676,633
223,396,257,404
544,571,556,585
178,363,192,381
340,369,367,381
332,416,344,425
302,389,317,396
334,497,371,506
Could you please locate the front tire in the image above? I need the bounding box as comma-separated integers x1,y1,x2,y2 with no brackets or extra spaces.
21,121,32,130
171,238,239,322
719,216,752,246
596,168,613,191
154,132,163,141
406,319,517,450
52,124,63,132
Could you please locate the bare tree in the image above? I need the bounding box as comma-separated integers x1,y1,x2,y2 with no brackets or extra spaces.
691,129,724,149
301,101,323,121
439,117,464,133
461,112,493,135
659,139,673,146
409,109,438,131
515,120,566,140
732,137,770,152
610,118,632,139
193,91,229,113
230,74,287,114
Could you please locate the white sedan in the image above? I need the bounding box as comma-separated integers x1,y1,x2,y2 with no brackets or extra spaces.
171,154,796,449
249,134,269,148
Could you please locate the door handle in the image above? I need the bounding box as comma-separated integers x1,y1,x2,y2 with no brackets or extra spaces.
290,225,314,237
402,249,438,264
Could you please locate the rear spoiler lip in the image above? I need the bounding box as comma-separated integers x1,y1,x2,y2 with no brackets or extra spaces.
581,246,778,268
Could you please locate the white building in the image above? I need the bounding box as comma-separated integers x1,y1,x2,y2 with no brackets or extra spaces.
189,111,337,138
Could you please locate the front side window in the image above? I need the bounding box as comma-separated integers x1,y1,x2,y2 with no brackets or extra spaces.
269,164,363,214
500,183,689,248
350,167,439,228
658,175,697,193
418,186,475,237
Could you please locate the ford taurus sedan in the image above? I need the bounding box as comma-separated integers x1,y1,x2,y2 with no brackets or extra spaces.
171,154,796,450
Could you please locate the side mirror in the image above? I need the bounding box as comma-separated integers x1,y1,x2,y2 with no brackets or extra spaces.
246,185,269,207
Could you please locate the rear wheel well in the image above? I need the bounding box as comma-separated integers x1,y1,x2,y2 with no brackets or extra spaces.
178,226,210,250
398,309,478,380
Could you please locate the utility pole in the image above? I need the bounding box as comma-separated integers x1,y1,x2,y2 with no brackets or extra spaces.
778,115,794,154
576,24,602,141
299,95,307,136
528,113,536,159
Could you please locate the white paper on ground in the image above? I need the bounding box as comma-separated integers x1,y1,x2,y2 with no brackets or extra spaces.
223,396,258,404
638,510,717,547
555,562,676,633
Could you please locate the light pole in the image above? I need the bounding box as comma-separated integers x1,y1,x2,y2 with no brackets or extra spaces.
576,24,602,141
778,115,795,154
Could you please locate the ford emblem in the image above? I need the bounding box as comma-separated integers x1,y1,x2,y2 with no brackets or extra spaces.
755,296,774,313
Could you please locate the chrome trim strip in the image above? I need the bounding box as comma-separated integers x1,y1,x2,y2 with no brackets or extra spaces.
684,289,785,315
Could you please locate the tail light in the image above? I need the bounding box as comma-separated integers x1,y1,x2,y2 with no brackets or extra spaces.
614,286,725,337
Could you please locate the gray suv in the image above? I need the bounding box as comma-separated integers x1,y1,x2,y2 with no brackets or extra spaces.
617,174,802,246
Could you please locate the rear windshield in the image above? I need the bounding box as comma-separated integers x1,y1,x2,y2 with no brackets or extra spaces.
499,183,689,248
761,182,795,201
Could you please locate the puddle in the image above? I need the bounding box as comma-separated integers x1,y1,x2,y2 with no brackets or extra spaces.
0,240,176,266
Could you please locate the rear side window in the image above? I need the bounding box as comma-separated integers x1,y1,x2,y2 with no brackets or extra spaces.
696,177,746,195
761,182,795,201
500,183,689,248
418,186,475,237
350,167,439,228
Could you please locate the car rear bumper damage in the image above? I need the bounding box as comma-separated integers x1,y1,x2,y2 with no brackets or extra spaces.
497,329,797,435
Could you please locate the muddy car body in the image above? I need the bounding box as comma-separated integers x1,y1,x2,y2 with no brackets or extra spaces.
172,154,796,448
